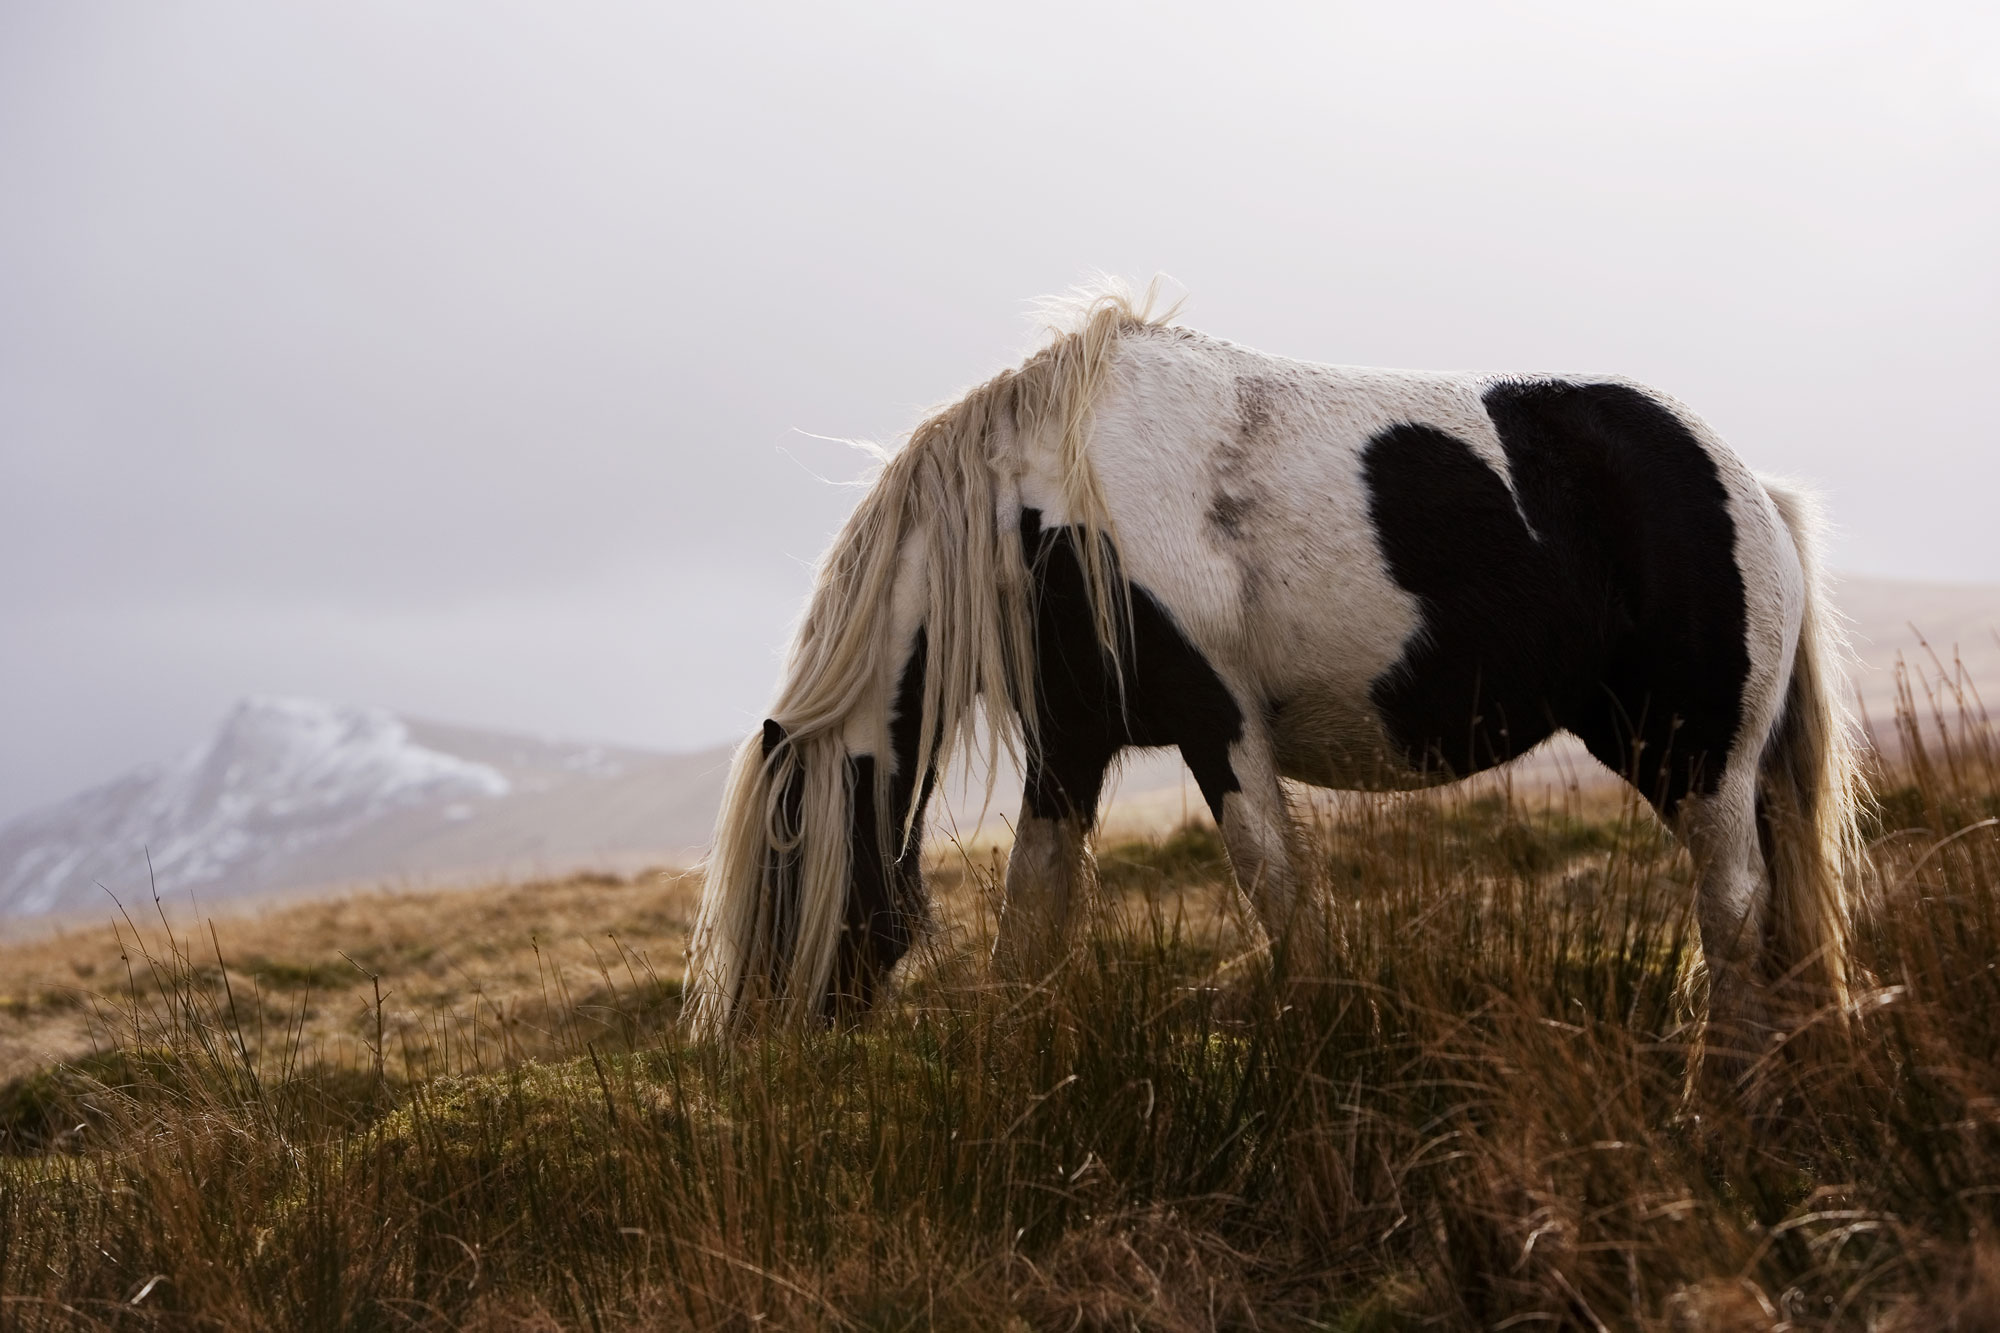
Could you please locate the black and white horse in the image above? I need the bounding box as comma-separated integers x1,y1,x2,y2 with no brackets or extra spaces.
687,287,1863,1043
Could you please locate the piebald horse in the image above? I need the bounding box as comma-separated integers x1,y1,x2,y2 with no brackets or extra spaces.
687,288,1864,1048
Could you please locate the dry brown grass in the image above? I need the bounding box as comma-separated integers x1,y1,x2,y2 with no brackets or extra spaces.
0,869,707,1086
0,657,1994,1330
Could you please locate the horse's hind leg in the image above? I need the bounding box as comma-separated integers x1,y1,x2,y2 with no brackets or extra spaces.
992,749,1111,981
1678,768,1777,1078
1586,714,1779,1081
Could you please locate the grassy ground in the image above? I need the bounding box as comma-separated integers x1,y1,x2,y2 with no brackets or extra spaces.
1,673,1997,1330
0,868,702,1089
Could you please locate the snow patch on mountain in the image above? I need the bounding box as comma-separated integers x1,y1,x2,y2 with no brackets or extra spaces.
0,698,510,917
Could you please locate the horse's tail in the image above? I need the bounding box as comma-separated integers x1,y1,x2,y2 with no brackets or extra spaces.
685,280,1172,1034
1756,480,1867,1016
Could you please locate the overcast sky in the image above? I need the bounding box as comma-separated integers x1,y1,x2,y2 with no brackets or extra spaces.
2,1,1996,823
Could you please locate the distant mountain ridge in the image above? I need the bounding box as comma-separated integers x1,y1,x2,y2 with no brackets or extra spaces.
0,698,734,922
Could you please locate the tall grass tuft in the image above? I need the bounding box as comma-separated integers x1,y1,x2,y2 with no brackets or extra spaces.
0,662,1997,1328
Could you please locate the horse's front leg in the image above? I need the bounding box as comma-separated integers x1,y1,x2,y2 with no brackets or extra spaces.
993,809,1088,980
1185,716,1314,960
992,749,1110,981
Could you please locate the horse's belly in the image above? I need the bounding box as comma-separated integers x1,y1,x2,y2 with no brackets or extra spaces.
1264,681,1434,792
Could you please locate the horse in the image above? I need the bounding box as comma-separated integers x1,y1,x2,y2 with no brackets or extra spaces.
685,284,1865,1051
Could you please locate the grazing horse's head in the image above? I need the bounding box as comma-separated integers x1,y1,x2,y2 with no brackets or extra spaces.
752,629,934,1022
685,283,1155,1035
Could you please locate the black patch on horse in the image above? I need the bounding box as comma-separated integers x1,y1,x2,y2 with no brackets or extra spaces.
1018,508,1245,824
1362,380,1750,814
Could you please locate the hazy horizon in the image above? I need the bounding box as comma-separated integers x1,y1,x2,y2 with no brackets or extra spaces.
4,2,1997,823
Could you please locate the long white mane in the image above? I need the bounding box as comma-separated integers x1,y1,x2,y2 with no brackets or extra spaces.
685,282,1176,1030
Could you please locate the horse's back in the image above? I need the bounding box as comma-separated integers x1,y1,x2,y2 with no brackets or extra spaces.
1075,329,1795,804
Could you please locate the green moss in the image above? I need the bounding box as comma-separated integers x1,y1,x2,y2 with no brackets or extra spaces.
0,1048,181,1153
1096,821,1230,892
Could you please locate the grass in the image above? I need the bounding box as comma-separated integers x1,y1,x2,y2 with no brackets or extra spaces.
0,870,699,1090
0,665,1995,1329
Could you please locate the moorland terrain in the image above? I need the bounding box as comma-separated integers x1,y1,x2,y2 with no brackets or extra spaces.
0,647,1997,1328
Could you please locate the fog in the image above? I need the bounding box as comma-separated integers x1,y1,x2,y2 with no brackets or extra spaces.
3,1,1996,821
